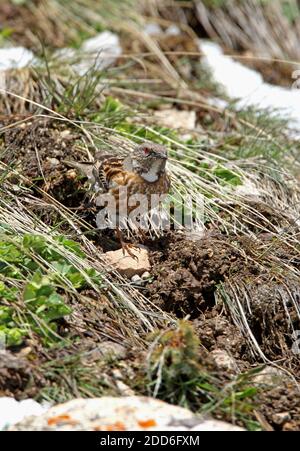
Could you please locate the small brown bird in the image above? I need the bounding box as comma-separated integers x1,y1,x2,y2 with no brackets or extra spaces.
64,142,171,250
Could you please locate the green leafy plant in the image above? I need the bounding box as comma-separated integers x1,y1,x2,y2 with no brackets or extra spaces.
0,233,102,346
213,165,242,186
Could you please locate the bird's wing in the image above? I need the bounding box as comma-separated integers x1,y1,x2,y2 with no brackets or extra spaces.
98,156,126,191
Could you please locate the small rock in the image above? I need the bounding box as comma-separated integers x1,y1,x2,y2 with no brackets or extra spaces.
66,169,77,180
11,185,21,192
165,24,181,36
211,349,238,373
111,369,123,380
235,180,261,198
115,381,135,396
272,412,291,426
131,274,143,286
60,130,71,138
104,246,151,278
83,342,127,362
53,149,63,157
46,157,60,169
0,350,27,370
100,342,127,360
141,271,151,280
154,109,196,130
253,366,287,387
144,23,162,35
18,347,32,357
282,422,296,431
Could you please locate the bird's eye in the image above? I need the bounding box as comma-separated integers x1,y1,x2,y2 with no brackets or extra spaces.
143,147,150,155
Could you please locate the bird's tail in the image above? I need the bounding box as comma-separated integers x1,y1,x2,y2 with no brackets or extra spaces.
62,160,96,181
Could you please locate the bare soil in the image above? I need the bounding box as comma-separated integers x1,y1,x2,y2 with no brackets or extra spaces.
147,232,258,316
1,117,85,205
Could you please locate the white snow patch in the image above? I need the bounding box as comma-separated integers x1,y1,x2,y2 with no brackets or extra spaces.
0,47,34,71
0,32,121,77
144,23,180,37
54,31,121,75
144,23,163,36
200,40,300,134
165,25,181,36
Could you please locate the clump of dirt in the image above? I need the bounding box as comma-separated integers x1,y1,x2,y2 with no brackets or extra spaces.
193,312,246,360
146,231,300,381
3,118,75,176
258,382,300,431
147,232,259,317
0,350,41,399
1,117,86,207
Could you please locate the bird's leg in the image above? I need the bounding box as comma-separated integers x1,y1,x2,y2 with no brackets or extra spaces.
137,226,149,243
116,227,138,260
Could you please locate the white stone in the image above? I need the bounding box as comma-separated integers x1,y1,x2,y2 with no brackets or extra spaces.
272,412,291,425
0,397,47,430
211,349,238,372
9,396,244,431
144,23,163,36
98,341,127,360
46,157,60,168
235,179,262,198
253,366,287,386
154,109,196,131
165,25,181,36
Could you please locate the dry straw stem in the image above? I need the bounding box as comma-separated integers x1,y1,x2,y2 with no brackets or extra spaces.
196,0,300,60
1,84,300,250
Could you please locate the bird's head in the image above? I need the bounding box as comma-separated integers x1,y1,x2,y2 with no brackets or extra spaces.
125,142,168,181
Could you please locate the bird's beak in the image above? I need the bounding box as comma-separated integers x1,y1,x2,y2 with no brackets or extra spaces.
156,153,167,159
